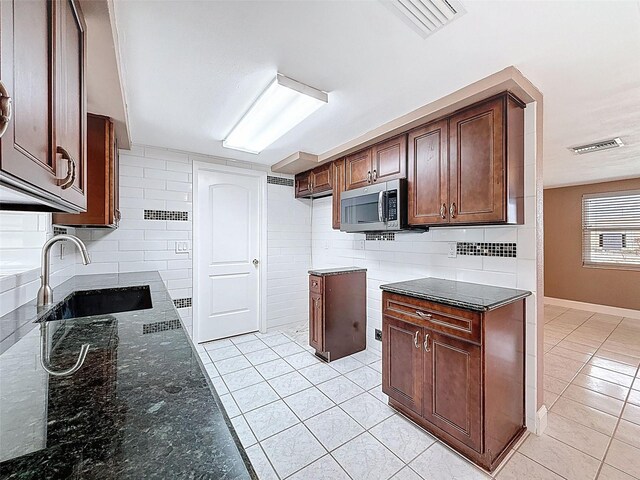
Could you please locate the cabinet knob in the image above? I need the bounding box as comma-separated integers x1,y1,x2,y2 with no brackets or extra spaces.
55,146,76,190
252,258,259,266
440,204,447,219
449,202,457,219
312,281,318,287
413,330,420,348
0,81,12,139
424,333,431,352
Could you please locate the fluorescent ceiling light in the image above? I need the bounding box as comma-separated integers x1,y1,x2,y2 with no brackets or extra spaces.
223,74,328,154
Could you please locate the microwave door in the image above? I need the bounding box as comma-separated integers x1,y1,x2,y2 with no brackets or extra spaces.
341,187,388,232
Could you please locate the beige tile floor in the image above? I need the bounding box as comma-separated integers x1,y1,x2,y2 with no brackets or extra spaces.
196,304,640,479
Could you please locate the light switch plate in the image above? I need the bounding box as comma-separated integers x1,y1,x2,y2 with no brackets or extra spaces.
175,241,190,254
448,242,457,258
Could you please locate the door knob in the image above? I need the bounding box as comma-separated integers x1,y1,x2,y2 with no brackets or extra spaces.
252,259,259,266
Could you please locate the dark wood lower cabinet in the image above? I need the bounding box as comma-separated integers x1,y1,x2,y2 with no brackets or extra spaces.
382,315,422,415
308,270,366,361
382,291,525,472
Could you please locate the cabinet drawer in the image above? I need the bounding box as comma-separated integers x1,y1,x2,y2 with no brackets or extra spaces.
309,275,323,294
383,292,481,344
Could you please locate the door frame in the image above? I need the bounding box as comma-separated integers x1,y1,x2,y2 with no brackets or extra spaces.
192,160,268,343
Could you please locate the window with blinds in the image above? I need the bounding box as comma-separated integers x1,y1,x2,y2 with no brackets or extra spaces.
582,190,640,269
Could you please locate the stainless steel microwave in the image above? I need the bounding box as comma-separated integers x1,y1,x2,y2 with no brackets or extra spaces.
340,179,407,233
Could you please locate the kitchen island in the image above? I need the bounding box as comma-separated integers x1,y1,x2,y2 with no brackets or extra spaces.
0,271,254,479
380,277,531,472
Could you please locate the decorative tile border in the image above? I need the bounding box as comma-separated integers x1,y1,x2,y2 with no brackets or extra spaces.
365,233,396,241
173,297,192,309
142,319,182,334
267,176,294,187
144,210,189,221
456,242,517,258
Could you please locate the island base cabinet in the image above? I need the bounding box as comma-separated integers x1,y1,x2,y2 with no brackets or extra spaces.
382,291,526,472
308,271,366,362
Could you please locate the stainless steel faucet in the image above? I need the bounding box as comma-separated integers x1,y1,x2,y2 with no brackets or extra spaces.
37,234,91,308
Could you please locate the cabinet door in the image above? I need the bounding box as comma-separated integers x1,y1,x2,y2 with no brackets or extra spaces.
52,0,87,210
332,159,345,230
0,0,58,196
309,292,323,351
407,120,449,226
449,97,505,224
311,163,332,193
371,134,406,183
423,330,482,452
345,148,372,191
382,316,423,414
295,171,312,198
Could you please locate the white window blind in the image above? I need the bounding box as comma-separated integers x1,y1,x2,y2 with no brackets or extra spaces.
582,190,640,269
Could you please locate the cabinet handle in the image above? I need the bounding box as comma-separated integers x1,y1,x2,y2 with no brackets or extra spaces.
367,171,372,183
424,333,431,352
416,310,432,320
440,203,447,219
413,330,420,349
450,202,457,219
0,81,12,139
372,169,378,182
56,146,76,189
312,281,318,287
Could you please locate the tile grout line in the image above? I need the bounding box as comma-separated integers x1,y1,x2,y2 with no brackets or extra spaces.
592,360,640,480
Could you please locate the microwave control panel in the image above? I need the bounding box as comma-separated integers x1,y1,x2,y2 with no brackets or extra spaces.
387,190,398,221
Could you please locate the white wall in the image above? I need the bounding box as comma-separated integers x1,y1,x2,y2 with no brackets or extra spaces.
0,212,48,275
0,216,78,317
310,105,540,431
267,184,312,329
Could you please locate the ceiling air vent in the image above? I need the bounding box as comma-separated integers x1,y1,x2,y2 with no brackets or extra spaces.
380,0,466,39
569,137,624,155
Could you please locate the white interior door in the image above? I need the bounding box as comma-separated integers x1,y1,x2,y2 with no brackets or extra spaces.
196,168,262,342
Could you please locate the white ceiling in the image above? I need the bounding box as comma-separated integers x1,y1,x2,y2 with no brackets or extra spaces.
112,0,640,187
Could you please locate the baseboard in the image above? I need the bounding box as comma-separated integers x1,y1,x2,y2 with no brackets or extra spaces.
544,297,640,320
535,405,548,435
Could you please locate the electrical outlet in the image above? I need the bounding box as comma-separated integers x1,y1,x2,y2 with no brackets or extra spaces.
375,329,382,341
448,242,457,258
354,240,365,250
175,241,190,254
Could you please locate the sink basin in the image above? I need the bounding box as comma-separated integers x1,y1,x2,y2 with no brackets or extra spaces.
40,285,153,322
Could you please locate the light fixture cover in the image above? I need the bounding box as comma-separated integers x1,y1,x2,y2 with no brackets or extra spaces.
223,74,328,154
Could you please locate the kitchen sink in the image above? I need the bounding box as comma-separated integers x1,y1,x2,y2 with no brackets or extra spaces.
39,285,153,322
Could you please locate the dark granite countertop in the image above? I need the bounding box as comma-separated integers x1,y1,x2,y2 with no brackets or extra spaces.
308,267,367,276
0,272,254,480
380,277,531,311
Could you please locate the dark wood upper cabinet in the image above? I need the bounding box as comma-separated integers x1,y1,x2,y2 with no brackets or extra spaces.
295,171,312,198
371,134,406,183
449,93,524,225
310,162,332,193
332,158,345,230
53,114,119,227
52,0,87,210
423,330,482,452
344,148,372,191
345,134,407,191
0,0,87,212
294,163,333,198
408,120,448,226
382,315,423,415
